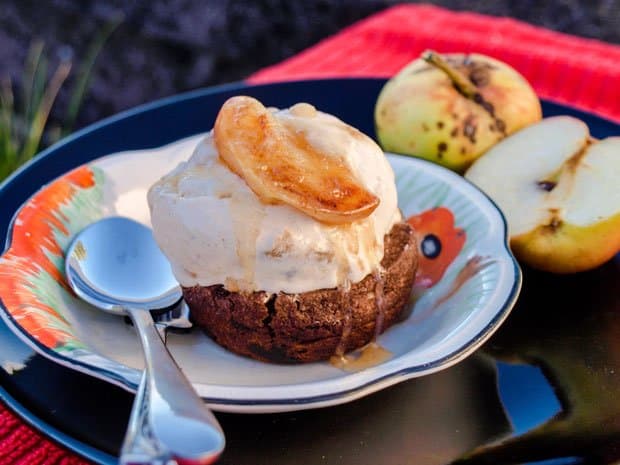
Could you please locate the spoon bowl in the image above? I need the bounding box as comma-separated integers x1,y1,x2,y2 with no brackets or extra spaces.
65,216,225,464
66,216,181,314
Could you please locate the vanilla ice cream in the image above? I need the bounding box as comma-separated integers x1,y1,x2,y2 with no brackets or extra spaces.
147,103,401,294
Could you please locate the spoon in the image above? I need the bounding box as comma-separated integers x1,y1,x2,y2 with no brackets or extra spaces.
65,216,225,465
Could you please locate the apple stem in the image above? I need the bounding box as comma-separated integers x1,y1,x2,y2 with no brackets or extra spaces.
422,50,478,99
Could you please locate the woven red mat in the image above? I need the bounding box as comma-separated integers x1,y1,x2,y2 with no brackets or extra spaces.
1,4,619,464
249,4,620,123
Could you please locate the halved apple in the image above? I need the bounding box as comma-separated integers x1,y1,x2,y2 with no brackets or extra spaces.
465,116,620,273
214,96,379,225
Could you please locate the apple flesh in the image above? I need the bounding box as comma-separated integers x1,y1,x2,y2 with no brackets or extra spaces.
375,51,542,172
465,116,620,273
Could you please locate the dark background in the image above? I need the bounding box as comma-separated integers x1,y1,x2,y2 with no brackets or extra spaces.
2,0,620,129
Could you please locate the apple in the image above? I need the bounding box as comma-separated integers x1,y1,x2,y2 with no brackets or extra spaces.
214,96,379,224
465,116,620,273
375,50,542,172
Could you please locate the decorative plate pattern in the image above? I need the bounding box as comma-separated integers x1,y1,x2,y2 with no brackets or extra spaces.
0,134,520,413
0,166,103,350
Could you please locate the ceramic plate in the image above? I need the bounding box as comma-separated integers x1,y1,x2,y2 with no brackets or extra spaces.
0,80,520,413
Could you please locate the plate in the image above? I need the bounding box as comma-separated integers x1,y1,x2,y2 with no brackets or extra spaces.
0,80,521,412
0,79,620,465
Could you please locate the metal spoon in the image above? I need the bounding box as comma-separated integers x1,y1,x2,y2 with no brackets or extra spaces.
65,216,225,465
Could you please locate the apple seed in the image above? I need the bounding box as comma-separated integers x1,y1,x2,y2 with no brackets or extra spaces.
536,180,557,192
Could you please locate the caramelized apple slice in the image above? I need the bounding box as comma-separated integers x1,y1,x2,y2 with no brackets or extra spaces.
213,96,379,224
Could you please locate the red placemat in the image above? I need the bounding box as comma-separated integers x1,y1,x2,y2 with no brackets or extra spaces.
1,4,619,464
249,4,620,123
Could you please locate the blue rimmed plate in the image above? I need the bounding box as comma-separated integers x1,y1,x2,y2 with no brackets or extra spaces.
0,92,520,412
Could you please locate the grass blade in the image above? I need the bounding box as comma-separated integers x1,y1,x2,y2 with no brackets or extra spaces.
21,40,44,132
26,44,49,133
64,13,123,133
19,60,72,163
0,77,17,179
0,16,120,181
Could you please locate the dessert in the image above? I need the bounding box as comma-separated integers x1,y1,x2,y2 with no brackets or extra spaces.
148,96,418,363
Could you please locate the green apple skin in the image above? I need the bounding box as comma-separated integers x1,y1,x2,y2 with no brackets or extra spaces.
375,53,542,173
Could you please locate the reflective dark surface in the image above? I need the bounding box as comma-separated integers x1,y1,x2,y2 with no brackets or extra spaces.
0,79,618,464
456,258,620,465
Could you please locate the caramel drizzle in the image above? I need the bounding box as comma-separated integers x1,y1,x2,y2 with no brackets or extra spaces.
333,278,352,359
373,267,386,338
329,266,393,372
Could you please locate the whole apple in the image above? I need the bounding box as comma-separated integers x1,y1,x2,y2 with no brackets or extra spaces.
375,51,542,172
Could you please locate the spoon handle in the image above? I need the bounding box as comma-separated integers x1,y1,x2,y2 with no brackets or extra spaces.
122,306,225,465
120,371,170,464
